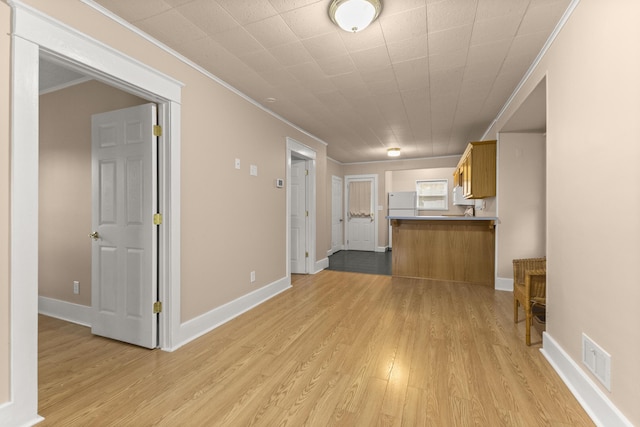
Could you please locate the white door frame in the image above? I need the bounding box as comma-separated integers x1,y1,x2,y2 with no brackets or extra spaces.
286,137,316,277
344,174,379,252
5,3,182,424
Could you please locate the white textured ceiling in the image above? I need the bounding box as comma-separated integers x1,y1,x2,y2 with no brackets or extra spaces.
91,0,569,163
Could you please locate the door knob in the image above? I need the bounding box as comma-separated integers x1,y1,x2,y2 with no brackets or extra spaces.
88,231,100,240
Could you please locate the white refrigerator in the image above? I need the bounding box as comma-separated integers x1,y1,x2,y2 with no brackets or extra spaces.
388,191,417,248
388,191,417,217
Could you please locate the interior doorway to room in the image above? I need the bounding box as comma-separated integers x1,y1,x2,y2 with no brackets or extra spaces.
39,59,162,349
286,138,317,276
344,175,378,252
38,54,178,348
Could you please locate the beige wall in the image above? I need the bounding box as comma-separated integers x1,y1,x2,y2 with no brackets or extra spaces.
485,1,640,423
39,80,148,305
0,0,9,406
496,133,546,278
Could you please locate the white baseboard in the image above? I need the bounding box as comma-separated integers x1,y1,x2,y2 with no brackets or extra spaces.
314,257,329,273
0,400,44,427
176,276,291,350
495,276,513,291
38,296,92,327
376,246,388,253
541,332,633,427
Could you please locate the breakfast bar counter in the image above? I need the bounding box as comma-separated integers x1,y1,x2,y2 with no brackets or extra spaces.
388,216,498,286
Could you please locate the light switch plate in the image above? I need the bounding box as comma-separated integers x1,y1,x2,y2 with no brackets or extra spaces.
250,164,258,176
235,158,241,169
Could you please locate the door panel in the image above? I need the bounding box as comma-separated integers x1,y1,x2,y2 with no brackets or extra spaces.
331,176,343,253
91,103,157,349
346,178,375,252
290,159,306,273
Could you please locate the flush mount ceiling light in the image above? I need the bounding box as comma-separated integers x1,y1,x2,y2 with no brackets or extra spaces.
329,0,382,33
387,147,401,157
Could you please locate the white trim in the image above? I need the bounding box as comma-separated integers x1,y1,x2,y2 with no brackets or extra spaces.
5,2,183,422
314,257,329,274
38,297,92,327
375,246,387,253
10,0,183,102
495,277,513,291
0,34,42,427
175,277,291,351
80,0,329,150
481,0,580,140
286,138,317,276
541,332,633,427
163,102,182,351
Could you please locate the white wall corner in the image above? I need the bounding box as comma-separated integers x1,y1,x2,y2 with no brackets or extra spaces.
541,332,633,427
174,277,291,351
495,277,513,291
38,296,92,327
314,257,329,274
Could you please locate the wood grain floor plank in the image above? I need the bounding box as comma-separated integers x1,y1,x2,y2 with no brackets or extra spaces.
38,271,594,426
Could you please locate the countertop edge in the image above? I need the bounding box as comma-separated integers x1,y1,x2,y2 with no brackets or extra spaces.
386,216,498,221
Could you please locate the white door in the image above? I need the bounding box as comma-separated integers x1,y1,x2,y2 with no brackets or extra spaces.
331,175,343,253
346,178,376,251
90,103,158,349
290,159,307,273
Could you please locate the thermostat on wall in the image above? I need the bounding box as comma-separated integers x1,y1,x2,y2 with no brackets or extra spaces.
276,178,284,188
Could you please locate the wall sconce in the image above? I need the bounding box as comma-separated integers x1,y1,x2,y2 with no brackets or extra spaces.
329,0,382,33
387,147,401,157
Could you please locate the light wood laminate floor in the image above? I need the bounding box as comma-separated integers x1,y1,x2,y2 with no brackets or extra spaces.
38,270,593,426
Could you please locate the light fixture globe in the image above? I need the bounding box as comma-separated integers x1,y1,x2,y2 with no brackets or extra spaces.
329,0,382,33
387,147,401,157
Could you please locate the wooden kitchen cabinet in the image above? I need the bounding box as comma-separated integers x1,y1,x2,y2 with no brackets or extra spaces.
454,140,496,199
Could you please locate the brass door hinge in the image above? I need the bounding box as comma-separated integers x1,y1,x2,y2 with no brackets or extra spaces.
153,301,162,314
305,251,309,258
153,125,162,137
153,213,163,225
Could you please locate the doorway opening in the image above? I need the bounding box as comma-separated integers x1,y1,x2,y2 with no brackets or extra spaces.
344,174,378,252
286,137,317,276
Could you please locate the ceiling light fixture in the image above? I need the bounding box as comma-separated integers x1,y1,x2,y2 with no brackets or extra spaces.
387,147,401,157
329,0,382,33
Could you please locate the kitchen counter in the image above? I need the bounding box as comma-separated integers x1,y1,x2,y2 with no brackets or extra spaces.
389,217,496,286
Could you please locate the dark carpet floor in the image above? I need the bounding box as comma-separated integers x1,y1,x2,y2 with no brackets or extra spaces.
327,250,392,276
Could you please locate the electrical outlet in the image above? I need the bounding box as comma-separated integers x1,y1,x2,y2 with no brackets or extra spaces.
250,271,256,283
73,281,79,294
582,333,611,391
250,164,258,176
